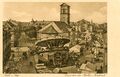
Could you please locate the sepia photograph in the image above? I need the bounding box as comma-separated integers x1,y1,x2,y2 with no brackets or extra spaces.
3,2,107,74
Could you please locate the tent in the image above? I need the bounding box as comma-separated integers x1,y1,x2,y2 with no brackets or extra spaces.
11,47,29,53
69,45,81,53
85,54,95,62
80,63,96,73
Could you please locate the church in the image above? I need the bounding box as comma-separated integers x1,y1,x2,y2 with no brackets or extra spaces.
37,3,71,40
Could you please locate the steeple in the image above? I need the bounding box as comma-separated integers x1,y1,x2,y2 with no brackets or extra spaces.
60,3,70,25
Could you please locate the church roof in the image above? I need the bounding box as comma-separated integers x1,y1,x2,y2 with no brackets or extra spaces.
60,3,70,7
54,21,70,32
39,21,70,34
41,25,59,34
3,20,18,28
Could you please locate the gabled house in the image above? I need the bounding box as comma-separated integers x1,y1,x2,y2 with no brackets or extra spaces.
37,21,70,40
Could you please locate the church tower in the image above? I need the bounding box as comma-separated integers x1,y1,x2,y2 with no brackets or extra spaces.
60,3,70,25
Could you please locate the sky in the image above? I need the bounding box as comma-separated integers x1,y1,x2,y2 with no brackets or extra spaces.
3,2,107,23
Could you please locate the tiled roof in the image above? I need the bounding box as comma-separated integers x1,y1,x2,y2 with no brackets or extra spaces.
77,19,90,24
30,21,51,26
54,21,70,33
3,21,17,28
3,20,72,34
39,21,70,34
41,25,59,34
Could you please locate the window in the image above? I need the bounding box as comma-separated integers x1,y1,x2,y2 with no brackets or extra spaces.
62,9,67,13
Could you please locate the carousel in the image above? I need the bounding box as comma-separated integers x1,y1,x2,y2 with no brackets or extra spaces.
35,37,70,67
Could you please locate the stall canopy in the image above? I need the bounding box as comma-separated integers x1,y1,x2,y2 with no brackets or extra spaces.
35,37,70,48
69,45,81,53
11,47,29,52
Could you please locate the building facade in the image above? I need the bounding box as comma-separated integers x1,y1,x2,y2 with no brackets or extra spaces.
37,21,70,40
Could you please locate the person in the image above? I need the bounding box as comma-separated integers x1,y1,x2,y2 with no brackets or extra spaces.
80,45,84,56
29,61,33,66
6,67,10,73
96,66,103,73
22,52,28,60
53,68,60,73
79,61,87,73
11,54,15,60
75,61,79,68
59,68,63,73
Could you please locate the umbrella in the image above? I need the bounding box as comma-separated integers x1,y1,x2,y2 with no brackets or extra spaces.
85,54,94,58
